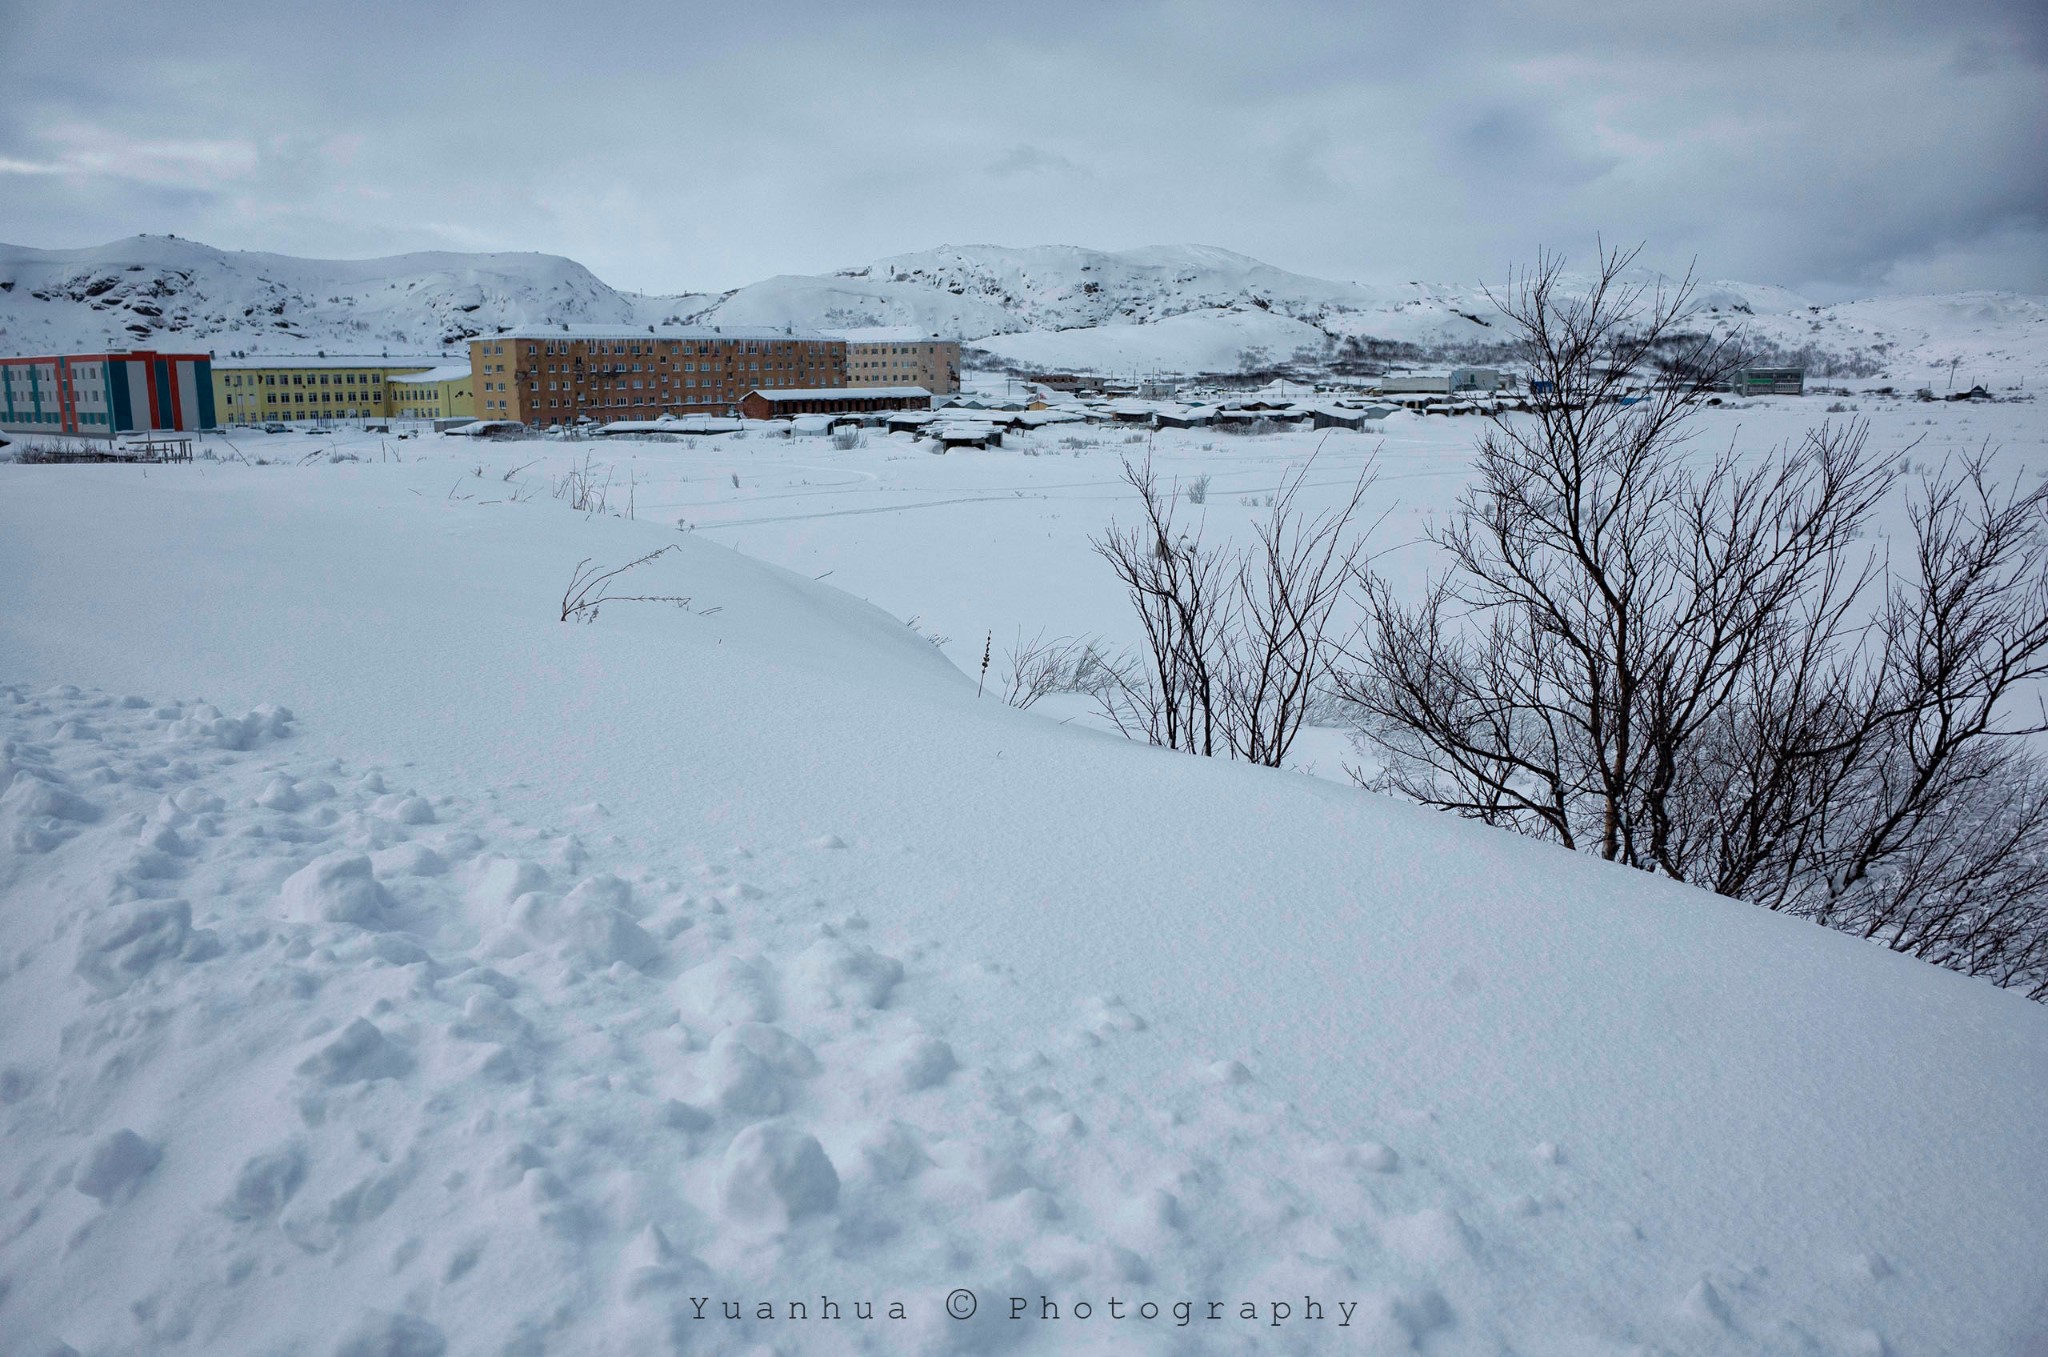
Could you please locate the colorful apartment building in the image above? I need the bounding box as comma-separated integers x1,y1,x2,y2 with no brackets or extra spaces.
843,336,960,394
0,350,214,436
211,356,455,425
386,364,476,420
470,327,849,424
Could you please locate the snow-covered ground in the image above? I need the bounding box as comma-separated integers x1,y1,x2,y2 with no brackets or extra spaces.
3,396,2047,1356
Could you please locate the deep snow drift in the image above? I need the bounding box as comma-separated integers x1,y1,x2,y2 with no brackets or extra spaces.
2,431,2046,1356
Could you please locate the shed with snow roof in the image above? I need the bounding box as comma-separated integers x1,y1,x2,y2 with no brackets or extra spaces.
739,386,932,420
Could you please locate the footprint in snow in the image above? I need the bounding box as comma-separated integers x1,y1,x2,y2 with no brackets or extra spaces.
1075,994,1147,1044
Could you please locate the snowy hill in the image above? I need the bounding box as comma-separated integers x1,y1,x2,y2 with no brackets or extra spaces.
677,271,1021,340
703,243,1513,363
973,307,1339,376
4,234,2043,386
827,243,1403,330
0,235,695,356
1708,289,2048,387
1,438,2045,1354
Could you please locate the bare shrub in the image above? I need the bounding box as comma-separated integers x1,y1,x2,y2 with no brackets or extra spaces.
1001,632,1116,710
554,453,614,514
903,616,951,649
1093,450,1374,767
1345,243,2048,999
559,546,691,623
830,428,868,451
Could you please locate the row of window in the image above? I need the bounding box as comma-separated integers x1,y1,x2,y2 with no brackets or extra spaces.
538,375,810,391
505,340,833,357
221,372,392,387
480,396,732,411
532,359,826,375
2,411,119,425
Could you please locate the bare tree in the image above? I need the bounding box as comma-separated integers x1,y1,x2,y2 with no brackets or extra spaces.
1346,243,2048,999
1219,459,1376,766
1093,451,1374,768
1093,456,1234,755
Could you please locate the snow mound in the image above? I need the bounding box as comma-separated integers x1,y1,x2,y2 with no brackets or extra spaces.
280,853,398,928
0,679,2037,1354
1,455,2043,1354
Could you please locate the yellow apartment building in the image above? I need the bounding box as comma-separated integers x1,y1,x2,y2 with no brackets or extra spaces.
386,363,476,420
210,355,457,425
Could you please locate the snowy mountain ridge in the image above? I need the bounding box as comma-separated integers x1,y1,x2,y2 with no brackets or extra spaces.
2,234,2042,384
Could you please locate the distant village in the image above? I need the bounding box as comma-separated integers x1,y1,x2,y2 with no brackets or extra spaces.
0,325,1825,451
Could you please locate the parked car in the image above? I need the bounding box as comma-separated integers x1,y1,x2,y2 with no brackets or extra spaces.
261,422,289,433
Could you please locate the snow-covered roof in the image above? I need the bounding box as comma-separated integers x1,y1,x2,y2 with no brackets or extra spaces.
386,364,472,385
486,324,831,343
824,327,956,344
745,386,931,402
211,354,452,371
598,415,743,435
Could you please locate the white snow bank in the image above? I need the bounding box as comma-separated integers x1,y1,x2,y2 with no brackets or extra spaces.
0,458,2043,1355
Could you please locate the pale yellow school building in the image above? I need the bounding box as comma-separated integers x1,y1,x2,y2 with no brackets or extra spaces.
386,364,476,420
210,355,463,425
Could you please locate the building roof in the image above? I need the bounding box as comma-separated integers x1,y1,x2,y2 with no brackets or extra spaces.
211,354,451,371
825,327,956,344
0,348,213,365
744,386,932,403
598,415,744,435
387,364,473,385
485,324,832,343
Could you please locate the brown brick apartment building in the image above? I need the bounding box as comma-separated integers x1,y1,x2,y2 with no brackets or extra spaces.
470,326,849,424
840,335,961,394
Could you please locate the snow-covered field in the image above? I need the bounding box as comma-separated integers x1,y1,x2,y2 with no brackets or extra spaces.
3,395,2047,1356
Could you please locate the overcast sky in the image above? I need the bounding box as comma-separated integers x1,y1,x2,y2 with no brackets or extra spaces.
2,0,2042,299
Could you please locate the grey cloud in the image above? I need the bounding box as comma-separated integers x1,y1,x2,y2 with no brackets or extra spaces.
0,0,2040,297
987,145,1087,179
